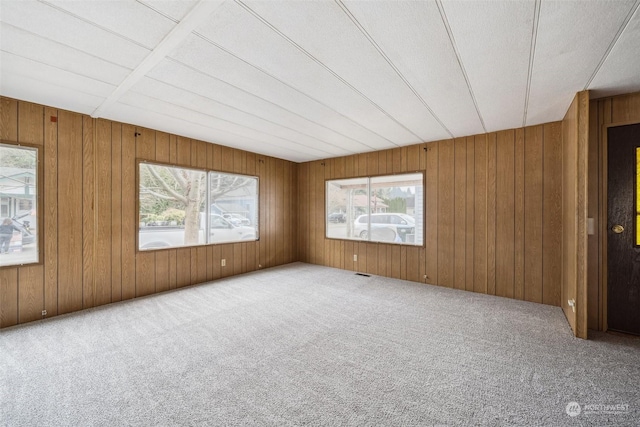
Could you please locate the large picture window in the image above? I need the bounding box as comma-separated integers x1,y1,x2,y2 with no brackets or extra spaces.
326,173,423,246
0,143,38,267
139,162,258,250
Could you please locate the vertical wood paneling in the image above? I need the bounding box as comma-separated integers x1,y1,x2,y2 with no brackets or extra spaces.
2,97,300,328
111,123,123,302
18,266,44,323
438,140,454,287
514,128,525,300
425,142,438,284
524,126,544,303
474,135,488,294
57,110,84,314
454,138,466,290
18,102,44,145
82,116,95,308
95,119,112,306
120,126,136,300
44,107,58,316
465,137,475,291
495,130,515,298
543,122,562,307
0,98,18,141
0,269,18,327
486,133,497,295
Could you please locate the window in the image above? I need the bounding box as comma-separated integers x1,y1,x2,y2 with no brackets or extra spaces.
0,143,38,267
326,173,423,246
139,162,258,250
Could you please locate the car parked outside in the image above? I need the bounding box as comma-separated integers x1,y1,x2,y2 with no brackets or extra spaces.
222,213,251,226
354,213,415,242
328,212,346,223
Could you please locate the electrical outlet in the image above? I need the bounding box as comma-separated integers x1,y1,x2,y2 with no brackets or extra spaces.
41,310,47,316
221,259,226,267
353,254,357,262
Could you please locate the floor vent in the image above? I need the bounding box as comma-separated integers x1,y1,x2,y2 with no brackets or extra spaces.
355,273,371,277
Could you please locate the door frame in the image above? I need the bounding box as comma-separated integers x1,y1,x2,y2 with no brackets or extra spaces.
600,119,640,332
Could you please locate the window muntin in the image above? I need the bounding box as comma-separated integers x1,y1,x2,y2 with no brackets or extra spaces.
0,143,38,267
138,162,258,250
326,173,423,246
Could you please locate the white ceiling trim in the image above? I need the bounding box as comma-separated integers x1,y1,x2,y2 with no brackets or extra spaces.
435,0,487,133
90,0,223,119
233,0,424,143
522,0,541,127
583,0,640,91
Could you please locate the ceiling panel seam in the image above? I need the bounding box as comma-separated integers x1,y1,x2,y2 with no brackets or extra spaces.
0,22,134,73
166,58,379,151
191,32,398,147
38,0,153,50
435,0,487,133
0,49,120,89
522,0,541,128
1,68,108,101
233,0,423,142
335,0,453,139
90,0,224,119
144,74,364,153
117,99,328,159
136,0,180,24
128,86,353,155
584,0,640,91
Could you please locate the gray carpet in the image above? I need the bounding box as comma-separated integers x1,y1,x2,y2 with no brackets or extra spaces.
1,262,639,426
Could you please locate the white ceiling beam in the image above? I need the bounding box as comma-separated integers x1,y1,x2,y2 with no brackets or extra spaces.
91,0,223,119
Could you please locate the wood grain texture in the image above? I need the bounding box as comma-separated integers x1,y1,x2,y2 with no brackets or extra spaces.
425,142,438,284
82,116,95,308
18,265,43,323
543,122,562,307
95,120,112,306
57,110,84,314
120,125,136,300
0,268,18,327
514,128,525,301
474,135,488,294
44,107,58,316
486,133,497,295
0,98,18,141
465,137,475,292
454,139,466,290
438,139,454,288
111,123,123,302
495,130,515,299
524,125,543,304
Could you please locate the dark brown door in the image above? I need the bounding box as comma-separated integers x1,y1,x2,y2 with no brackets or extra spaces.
607,123,640,335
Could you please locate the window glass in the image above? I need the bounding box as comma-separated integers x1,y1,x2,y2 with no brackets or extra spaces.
326,173,423,246
139,163,259,250
326,177,368,240
209,172,258,244
0,143,38,266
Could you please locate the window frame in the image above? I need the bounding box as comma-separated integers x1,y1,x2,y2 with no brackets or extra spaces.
136,159,260,252
325,172,425,247
0,141,43,269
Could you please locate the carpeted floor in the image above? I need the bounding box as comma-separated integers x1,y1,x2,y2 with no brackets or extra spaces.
1,262,639,426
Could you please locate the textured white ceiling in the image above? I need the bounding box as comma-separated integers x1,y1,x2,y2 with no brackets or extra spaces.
1,0,639,162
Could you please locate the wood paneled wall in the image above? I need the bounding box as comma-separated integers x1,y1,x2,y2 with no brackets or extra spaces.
298,123,563,307
562,91,589,339
588,91,640,331
0,97,297,328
